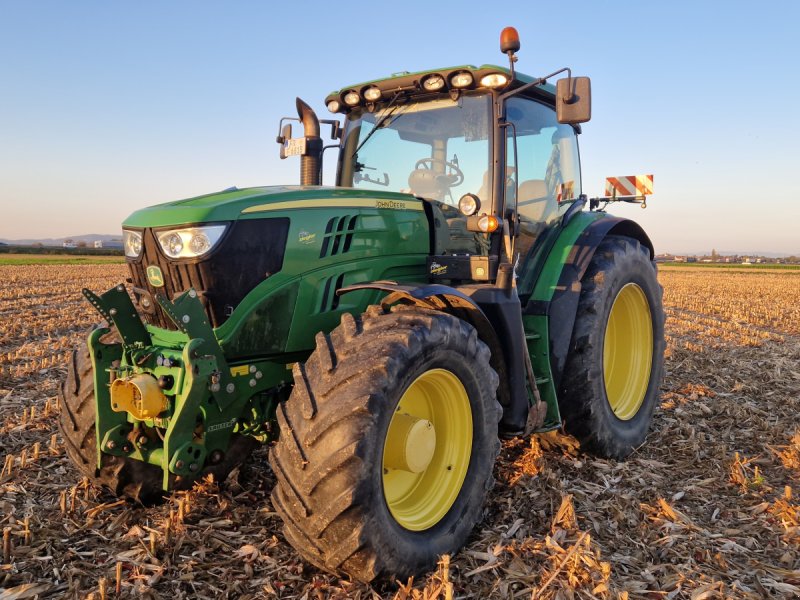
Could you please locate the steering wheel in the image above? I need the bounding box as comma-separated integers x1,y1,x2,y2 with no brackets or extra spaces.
414,158,465,187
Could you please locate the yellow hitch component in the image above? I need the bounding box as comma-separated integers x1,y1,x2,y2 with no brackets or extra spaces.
383,413,436,473
110,374,168,420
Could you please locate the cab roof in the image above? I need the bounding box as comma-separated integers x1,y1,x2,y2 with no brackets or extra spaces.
325,64,557,114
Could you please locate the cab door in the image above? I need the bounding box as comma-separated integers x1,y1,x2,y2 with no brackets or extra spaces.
504,96,582,296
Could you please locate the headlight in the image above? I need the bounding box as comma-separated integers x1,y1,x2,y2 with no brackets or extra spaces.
123,230,143,258
458,193,481,217
156,225,226,259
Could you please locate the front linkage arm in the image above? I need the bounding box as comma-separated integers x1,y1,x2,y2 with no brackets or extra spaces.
84,284,273,491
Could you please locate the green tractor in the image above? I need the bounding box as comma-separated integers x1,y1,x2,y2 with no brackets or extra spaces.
60,28,664,582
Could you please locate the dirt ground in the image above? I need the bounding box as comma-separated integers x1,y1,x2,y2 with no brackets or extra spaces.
1,264,799,599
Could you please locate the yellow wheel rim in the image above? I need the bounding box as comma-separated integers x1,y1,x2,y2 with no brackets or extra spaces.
382,368,472,531
603,283,653,420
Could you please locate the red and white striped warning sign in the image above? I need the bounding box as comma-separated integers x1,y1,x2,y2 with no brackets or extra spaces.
557,181,574,203
604,175,654,197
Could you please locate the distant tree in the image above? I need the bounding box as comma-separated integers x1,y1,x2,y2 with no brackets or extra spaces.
33,242,43,247
711,248,718,260
76,240,87,248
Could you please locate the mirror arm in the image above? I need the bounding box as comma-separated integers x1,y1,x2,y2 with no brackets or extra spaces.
498,67,572,107
276,116,300,144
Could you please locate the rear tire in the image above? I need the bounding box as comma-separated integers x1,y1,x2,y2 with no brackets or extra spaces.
269,306,501,582
58,337,255,504
558,236,665,459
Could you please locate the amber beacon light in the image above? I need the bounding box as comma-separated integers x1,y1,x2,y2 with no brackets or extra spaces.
500,26,520,54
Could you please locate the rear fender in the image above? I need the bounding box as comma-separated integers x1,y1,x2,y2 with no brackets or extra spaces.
525,216,654,388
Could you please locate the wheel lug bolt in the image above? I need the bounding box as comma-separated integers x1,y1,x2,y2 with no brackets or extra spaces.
107,440,116,450
175,460,185,469
189,463,199,472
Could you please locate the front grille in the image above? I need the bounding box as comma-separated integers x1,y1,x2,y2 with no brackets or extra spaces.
128,219,290,329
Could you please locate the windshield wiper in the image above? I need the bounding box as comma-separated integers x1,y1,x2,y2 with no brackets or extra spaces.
351,93,407,159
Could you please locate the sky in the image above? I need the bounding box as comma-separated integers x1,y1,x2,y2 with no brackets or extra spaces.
1,1,799,255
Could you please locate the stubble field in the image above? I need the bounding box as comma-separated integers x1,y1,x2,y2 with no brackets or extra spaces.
1,263,799,599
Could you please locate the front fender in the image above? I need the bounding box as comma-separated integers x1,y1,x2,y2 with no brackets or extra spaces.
338,281,524,430
337,281,501,358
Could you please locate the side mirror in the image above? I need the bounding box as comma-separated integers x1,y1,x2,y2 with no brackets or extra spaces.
278,123,293,159
556,76,591,124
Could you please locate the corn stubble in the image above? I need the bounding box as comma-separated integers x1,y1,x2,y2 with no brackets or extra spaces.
1,264,799,598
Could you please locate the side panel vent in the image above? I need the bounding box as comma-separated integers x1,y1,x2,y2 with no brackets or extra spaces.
319,215,359,258
319,273,346,313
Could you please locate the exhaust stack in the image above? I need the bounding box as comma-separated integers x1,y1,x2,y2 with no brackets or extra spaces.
296,98,322,186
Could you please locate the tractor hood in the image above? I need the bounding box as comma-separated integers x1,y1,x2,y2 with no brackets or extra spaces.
122,186,423,228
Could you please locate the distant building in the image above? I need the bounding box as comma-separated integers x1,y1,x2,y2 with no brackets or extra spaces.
94,240,103,248
63,239,76,249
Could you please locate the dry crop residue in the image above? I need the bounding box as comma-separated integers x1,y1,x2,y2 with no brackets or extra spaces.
1,264,799,599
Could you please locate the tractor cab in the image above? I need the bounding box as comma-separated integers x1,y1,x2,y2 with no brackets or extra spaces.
282,48,591,285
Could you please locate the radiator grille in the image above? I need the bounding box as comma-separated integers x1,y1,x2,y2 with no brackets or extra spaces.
127,218,290,329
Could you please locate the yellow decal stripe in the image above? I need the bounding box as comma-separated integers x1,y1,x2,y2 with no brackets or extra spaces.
230,365,250,377
242,198,424,214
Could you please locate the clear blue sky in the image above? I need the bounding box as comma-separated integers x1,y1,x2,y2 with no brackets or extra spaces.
2,1,798,254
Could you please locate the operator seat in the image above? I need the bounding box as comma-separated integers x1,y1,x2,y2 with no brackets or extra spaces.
517,179,557,223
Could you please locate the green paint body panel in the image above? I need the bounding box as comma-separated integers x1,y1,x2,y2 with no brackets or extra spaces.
122,186,425,228
528,212,605,302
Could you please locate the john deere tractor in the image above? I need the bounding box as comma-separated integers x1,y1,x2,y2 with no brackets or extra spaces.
60,28,664,582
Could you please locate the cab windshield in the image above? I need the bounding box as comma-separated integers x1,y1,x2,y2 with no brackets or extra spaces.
338,94,493,208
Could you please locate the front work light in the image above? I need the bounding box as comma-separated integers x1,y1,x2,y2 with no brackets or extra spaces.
123,229,143,258
327,100,341,113
480,73,509,89
156,225,227,259
421,74,446,91
450,72,474,88
344,90,361,106
364,86,382,101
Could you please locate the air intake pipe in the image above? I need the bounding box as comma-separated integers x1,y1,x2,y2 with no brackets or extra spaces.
296,98,322,186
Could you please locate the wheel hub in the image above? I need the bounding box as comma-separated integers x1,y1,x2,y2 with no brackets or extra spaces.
382,368,472,531
384,413,436,473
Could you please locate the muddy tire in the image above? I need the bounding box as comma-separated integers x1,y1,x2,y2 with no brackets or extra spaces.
58,337,255,504
558,235,665,459
269,306,501,582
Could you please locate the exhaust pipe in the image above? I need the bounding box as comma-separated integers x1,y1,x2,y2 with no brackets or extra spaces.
296,98,322,186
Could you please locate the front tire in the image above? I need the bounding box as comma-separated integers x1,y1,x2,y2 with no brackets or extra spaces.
269,306,501,582
558,236,665,459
